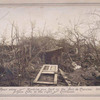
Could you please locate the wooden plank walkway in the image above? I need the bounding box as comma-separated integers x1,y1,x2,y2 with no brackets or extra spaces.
33,64,58,85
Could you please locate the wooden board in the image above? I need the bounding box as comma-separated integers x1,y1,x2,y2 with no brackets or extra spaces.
33,64,58,85
59,68,71,86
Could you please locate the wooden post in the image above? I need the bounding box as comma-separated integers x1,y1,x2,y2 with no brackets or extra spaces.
18,74,21,86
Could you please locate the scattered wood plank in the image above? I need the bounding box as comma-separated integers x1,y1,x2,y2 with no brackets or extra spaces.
59,68,71,86
54,65,58,84
34,81,54,85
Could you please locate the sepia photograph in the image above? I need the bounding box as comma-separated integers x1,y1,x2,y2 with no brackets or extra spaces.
0,2,100,87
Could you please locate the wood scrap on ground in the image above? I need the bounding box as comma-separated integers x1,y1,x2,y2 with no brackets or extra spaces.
59,68,71,86
72,62,81,70
33,64,58,85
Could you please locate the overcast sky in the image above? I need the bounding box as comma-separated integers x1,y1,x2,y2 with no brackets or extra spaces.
0,5,100,44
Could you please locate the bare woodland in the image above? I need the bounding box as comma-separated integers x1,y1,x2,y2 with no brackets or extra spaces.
0,11,100,86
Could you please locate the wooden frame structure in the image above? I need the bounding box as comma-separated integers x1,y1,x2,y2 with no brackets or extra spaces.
33,64,58,85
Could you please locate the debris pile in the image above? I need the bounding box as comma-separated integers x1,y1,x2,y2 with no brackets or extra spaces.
0,36,100,86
